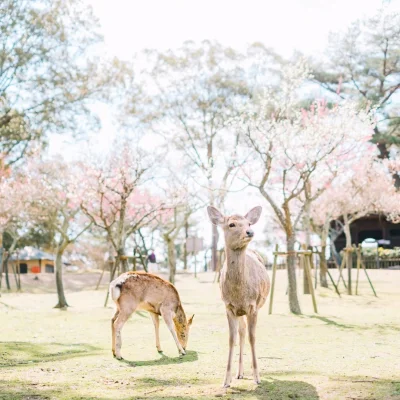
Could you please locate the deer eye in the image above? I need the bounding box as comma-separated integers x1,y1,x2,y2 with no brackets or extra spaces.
229,223,235,228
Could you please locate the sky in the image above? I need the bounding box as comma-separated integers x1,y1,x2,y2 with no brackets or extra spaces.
50,0,400,260
51,0,400,156
66,0,399,153
86,0,397,59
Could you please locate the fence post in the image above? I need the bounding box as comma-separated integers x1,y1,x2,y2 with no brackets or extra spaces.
313,248,318,289
268,244,279,315
304,254,318,313
355,245,361,295
360,257,378,297
326,268,341,297
336,255,347,289
346,247,353,295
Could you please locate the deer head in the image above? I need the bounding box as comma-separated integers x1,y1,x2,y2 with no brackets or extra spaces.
174,312,195,350
207,206,262,250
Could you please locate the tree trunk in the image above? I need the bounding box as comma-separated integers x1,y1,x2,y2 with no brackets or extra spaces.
111,256,120,281
0,248,3,291
167,238,176,284
319,219,330,288
137,251,148,272
8,238,20,291
211,224,218,271
54,246,69,309
330,237,341,267
118,246,129,273
10,260,20,291
343,221,352,295
183,221,188,270
5,254,10,290
0,232,3,290
286,234,301,314
103,255,119,307
319,245,328,288
207,141,218,272
303,203,311,294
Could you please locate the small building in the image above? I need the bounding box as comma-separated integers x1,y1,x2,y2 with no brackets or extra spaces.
10,247,56,274
335,214,400,252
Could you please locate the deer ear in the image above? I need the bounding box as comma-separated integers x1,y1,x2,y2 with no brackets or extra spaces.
207,206,224,226
245,206,262,225
188,314,194,325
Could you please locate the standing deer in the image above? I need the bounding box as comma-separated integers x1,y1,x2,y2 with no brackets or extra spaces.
207,206,270,387
109,271,194,359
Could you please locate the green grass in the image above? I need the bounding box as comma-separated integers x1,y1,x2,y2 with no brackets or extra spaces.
1,269,400,399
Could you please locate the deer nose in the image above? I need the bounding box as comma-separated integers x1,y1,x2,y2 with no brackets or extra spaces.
246,230,254,237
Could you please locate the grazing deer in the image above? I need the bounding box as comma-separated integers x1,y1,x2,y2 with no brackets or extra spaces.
109,271,194,359
207,206,270,387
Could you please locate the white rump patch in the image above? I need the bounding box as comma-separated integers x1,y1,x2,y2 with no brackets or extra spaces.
109,273,137,302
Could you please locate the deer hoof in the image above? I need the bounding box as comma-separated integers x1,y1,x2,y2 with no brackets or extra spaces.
115,355,123,360
157,349,163,354
179,350,186,356
254,379,261,385
223,383,230,388
237,374,244,379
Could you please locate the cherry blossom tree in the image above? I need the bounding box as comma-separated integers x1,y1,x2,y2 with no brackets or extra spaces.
0,171,35,290
239,60,375,313
17,158,92,308
154,176,205,284
0,0,135,166
126,41,259,272
312,6,400,173
157,204,191,285
315,157,395,247
309,214,331,288
81,142,165,291
313,154,398,294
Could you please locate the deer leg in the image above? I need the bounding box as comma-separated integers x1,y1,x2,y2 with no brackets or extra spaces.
223,309,238,388
160,307,185,355
247,311,260,384
111,310,119,357
150,312,162,353
237,316,246,379
113,313,129,360
114,302,137,360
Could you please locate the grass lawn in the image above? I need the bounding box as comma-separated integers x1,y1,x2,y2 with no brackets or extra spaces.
1,269,400,400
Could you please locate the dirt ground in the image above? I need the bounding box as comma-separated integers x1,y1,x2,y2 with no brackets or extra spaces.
0,268,399,400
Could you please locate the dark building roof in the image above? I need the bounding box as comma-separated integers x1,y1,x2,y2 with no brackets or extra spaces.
335,214,400,252
10,247,69,264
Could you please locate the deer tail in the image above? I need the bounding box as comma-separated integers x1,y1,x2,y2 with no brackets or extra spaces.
109,282,122,302
109,273,130,302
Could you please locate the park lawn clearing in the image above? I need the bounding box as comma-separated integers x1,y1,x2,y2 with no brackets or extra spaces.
1,269,400,400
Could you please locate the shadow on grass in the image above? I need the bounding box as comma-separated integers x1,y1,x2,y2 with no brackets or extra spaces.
0,377,318,400
303,315,400,333
0,376,399,400
132,375,209,389
227,378,320,399
118,350,198,367
307,315,354,329
0,341,100,368
376,323,400,332
0,301,17,310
